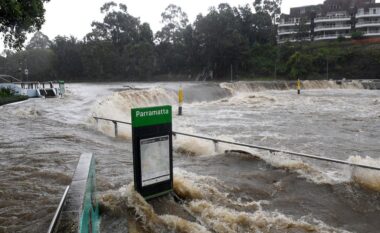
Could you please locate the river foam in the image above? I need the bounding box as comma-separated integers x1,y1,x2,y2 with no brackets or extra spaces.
349,156,380,192
100,168,353,233
91,81,380,193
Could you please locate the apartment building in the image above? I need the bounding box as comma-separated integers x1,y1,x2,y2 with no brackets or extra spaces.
278,0,380,43
356,3,380,36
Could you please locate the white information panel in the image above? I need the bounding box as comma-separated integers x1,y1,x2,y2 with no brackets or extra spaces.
140,135,170,187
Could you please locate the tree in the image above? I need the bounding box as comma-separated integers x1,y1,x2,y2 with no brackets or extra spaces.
155,4,189,44
253,0,282,24
294,17,310,42
287,51,312,79
351,31,364,40
0,0,50,49
0,55,6,74
155,5,193,74
84,2,155,80
87,2,141,54
194,4,250,78
4,48,55,81
26,31,51,50
50,36,83,80
237,4,275,45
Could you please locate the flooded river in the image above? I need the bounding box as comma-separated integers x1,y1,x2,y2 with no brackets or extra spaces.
0,81,380,233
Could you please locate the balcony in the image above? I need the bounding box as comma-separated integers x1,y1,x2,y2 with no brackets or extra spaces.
314,15,351,23
356,12,380,19
279,20,311,27
278,38,311,44
364,31,380,36
314,34,351,41
278,30,297,35
278,29,312,35
314,25,351,32
356,21,380,28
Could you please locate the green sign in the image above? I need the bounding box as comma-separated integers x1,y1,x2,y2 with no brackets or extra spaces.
131,105,173,199
131,105,172,128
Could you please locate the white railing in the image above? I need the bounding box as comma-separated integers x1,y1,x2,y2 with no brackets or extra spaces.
314,15,350,22
364,31,380,36
279,21,297,26
314,25,351,30
314,34,351,40
356,12,380,18
356,21,380,27
357,20,380,24
277,38,311,44
279,20,311,26
278,30,297,35
278,30,311,35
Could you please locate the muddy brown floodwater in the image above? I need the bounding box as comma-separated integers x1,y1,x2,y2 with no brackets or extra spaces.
0,81,379,233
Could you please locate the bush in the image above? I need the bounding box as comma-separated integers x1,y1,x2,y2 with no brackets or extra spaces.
351,31,364,40
0,88,28,106
337,35,346,42
0,88,14,97
0,95,28,106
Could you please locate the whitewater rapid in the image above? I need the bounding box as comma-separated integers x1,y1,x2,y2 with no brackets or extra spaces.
1,81,380,233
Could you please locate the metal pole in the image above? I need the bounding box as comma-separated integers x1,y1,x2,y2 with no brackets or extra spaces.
92,117,380,171
47,186,70,233
230,64,233,83
113,121,118,137
274,47,279,80
327,59,329,80
214,140,218,153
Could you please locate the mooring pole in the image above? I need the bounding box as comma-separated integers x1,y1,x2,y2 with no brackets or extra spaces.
178,86,183,116
297,79,301,95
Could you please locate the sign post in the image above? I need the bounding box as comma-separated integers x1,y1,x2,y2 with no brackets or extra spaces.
24,68,29,82
131,105,173,199
59,80,65,97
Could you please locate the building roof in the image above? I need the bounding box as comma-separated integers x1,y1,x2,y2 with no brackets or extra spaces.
357,2,380,10
284,0,378,17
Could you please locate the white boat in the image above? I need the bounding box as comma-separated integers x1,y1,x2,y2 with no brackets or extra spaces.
0,75,64,98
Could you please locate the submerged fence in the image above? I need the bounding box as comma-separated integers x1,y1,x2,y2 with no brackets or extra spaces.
93,116,380,171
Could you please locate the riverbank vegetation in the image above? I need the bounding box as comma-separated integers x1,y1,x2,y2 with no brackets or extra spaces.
1,1,380,81
0,88,28,106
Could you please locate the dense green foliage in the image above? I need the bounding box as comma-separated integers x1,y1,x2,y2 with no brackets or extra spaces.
0,88,13,97
0,0,50,49
0,95,28,106
0,88,28,106
1,1,380,81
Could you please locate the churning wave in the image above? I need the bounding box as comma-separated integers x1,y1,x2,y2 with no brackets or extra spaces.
91,81,380,233
91,81,380,192
99,168,352,233
220,80,364,95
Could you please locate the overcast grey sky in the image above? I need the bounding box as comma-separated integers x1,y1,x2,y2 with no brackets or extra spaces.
1,0,325,52
40,0,325,39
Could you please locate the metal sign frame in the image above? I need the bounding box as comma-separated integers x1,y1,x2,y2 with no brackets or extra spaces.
131,105,173,199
